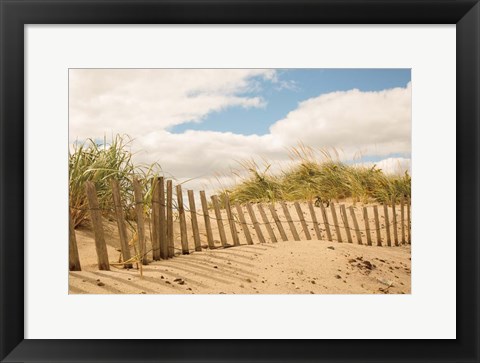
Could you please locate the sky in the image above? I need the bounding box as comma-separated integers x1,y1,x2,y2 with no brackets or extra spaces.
69,68,411,191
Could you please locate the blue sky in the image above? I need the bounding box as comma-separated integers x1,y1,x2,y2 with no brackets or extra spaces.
171,69,411,136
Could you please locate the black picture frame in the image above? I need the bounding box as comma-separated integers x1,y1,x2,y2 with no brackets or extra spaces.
1,1,478,362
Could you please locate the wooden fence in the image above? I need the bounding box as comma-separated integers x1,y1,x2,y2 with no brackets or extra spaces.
69,177,412,271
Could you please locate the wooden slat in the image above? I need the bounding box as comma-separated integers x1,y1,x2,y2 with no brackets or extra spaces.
392,199,399,246
319,202,332,241
258,203,277,243
111,179,132,268
187,190,202,252
84,181,110,270
349,206,363,245
373,205,382,247
200,191,215,249
339,204,353,243
133,178,148,265
158,177,168,259
211,195,228,247
224,195,240,246
330,202,343,242
407,198,411,244
166,180,175,257
269,203,288,241
400,198,406,244
246,202,266,244
294,202,311,240
176,185,189,255
68,210,81,271
308,201,322,240
280,202,300,241
362,206,372,246
383,204,392,247
235,203,254,245
151,178,160,261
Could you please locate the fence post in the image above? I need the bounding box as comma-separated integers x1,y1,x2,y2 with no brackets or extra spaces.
392,199,399,246
319,202,333,241
211,195,228,247
151,178,160,261
133,178,148,265
68,209,81,271
400,198,406,244
383,204,392,247
200,191,215,249
110,179,133,268
258,203,277,243
187,190,202,252
269,203,288,242
308,201,322,240
407,198,411,244
294,202,311,240
339,204,353,243
176,185,189,255
280,202,300,241
373,205,382,247
362,206,372,246
158,177,168,259
235,203,254,245
246,202,266,244
224,195,240,246
84,181,110,270
349,206,363,245
166,180,175,257
330,202,343,243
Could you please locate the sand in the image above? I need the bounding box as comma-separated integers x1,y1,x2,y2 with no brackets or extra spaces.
69,201,411,294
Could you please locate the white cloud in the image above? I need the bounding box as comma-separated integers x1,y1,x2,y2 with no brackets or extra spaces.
270,83,412,157
377,157,411,175
355,157,411,176
69,69,275,140
133,130,282,181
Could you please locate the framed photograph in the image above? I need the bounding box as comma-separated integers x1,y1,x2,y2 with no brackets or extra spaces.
1,0,478,362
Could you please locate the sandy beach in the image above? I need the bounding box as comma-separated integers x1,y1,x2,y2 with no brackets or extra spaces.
69,201,411,294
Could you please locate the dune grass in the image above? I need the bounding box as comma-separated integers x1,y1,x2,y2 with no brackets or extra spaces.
219,146,410,206
69,135,410,228
69,134,161,228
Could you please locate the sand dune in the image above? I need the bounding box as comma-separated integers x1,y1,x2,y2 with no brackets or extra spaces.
69,201,411,294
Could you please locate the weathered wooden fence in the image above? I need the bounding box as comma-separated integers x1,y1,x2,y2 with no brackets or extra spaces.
69,178,412,271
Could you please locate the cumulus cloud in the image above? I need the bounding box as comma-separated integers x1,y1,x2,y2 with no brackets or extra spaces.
270,83,412,157
69,69,275,140
132,130,283,186
69,69,411,193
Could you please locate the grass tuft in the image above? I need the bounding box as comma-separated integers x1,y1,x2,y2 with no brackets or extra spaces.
218,146,410,206
69,134,161,228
